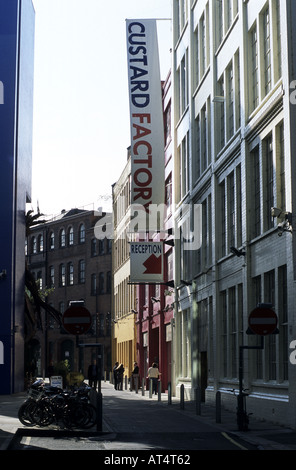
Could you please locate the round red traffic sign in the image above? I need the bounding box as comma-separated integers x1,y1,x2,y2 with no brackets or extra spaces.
248,307,278,336
62,305,92,335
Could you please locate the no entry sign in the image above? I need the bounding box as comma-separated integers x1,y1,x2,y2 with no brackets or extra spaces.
248,306,278,336
62,305,92,335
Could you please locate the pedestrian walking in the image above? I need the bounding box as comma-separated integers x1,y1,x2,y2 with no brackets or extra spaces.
116,363,125,390
131,361,139,390
148,363,161,395
88,359,99,390
113,361,119,389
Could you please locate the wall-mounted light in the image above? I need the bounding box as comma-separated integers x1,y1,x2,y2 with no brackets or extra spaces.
271,207,293,236
180,279,192,286
230,246,246,257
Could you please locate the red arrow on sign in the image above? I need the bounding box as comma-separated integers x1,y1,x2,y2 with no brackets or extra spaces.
143,254,162,274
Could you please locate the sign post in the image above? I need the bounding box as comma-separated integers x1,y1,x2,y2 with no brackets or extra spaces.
237,304,278,431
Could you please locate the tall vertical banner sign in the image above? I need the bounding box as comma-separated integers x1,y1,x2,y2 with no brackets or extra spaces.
126,19,165,212
126,19,165,282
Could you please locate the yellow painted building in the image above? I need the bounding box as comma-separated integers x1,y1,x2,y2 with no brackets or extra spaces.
112,151,137,379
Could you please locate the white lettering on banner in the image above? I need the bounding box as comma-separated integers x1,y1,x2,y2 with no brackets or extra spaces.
126,19,165,221
0,81,4,104
0,341,4,365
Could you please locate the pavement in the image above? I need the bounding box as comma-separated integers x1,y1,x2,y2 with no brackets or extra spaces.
1,380,296,452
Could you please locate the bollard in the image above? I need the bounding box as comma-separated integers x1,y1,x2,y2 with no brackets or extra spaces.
180,384,184,410
216,391,221,423
125,375,128,390
109,371,112,384
142,378,145,396
135,376,138,394
149,378,152,398
195,387,201,415
104,371,106,382
96,392,103,431
158,381,161,401
168,382,172,405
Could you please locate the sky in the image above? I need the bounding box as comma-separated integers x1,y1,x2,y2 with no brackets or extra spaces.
30,0,172,218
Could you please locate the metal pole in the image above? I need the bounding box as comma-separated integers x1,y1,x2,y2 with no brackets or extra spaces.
195,387,201,415
216,391,221,423
96,391,102,432
142,378,145,396
180,384,184,410
158,380,161,401
168,382,172,405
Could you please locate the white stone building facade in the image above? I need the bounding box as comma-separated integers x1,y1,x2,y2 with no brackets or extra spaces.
172,0,296,427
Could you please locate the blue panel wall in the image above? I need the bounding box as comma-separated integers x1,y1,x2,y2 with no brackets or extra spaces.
0,0,34,394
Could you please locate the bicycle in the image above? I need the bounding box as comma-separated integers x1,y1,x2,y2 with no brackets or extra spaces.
18,379,97,429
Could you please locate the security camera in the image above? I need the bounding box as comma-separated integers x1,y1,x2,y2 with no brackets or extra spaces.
271,207,282,218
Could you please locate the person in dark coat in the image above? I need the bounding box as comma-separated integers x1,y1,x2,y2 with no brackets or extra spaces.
131,362,139,390
116,363,125,390
88,359,99,390
113,361,119,389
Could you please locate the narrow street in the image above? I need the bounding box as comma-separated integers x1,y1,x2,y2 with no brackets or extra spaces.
9,382,259,452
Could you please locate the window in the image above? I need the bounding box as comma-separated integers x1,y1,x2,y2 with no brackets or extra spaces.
99,272,104,294
164,101,171,146
221,290,227,377
37,271,42,290
264,134,274,231
227,63,234,139
201,105,208,172
165,175,172,217
252,147,261,238
91,238,97,257
275,0,282,80
49,266,54,288
79,259,85,284
98,239,104,255
49,232,54,250
217,76,225,152
60,229,66,247
68,227,74,246
67,262,74,285
263,7,272,96
178,51,188,118
277,122,285,211
279,265,288,381
179,309,191,378
229,286,237,378
178,133,189,200
79,224,85,243
32,237,37,254
264,270,276,380
59,264,65,287
250,25,259,111
91,274,97,295
38,234,44,252
106,271,111,293
219,181,226,258
228,172,235,250
177,0,187,38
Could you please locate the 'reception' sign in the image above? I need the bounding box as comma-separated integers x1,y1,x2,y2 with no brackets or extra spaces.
126,19,165,216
